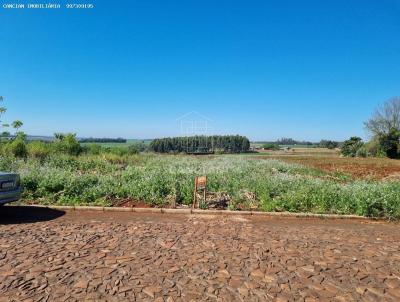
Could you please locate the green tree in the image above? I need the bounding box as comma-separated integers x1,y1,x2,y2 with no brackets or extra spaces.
54,133,65,141
27,141,51,160
0,96,8,140
378,128,400,159
6,137,27,158
0,96,24,141
150,135,250,153
12,120,23,131
365,97,400,136
319,140,339,149
341,137,364,157
54,133,82,156
365,97,400,158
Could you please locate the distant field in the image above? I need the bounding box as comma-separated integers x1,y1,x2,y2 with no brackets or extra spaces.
250,143,318,148
255,147,338,156
256,148,400,180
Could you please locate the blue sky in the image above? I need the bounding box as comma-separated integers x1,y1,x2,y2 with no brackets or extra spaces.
1,0,400,141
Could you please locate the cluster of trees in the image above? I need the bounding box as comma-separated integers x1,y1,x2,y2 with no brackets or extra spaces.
150,135,250,153
342,97,400,159
259,139,339,149
0,96,23,140
275,138,314,145
0,96,27,157
2,133,143,159
79,137,127,143
341,137,365,157
1,133,84,159
0,96,146,159
319,140,339,149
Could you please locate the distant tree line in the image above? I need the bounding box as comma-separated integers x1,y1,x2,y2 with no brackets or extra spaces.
318,140,339,149
276,138,314,145
258,139,340,150
79,137,127,143
150,135,250,153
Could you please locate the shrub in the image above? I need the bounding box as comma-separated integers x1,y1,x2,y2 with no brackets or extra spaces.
363,138,383,157
355,146,369,158
131,142,149,152
27,141,51,160
378,128,400,159
85,143,102,155
53,133,82,156
105,146,128,156
6,138,27,158
127,144,139,155
341,137,364,157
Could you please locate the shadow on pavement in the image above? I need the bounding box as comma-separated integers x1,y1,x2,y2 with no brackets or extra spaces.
0,206,65,224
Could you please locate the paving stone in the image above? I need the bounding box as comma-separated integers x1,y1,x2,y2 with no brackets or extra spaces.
74,279,88,289
385,277,400,289
386,288,400,299
1,211,400,301
142,286,162,298
250,269,264,279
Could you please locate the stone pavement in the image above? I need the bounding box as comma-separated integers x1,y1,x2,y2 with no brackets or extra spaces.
0,207,399,301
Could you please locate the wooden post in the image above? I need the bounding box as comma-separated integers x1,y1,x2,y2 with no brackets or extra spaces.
193,179,197,209
193,176,207,209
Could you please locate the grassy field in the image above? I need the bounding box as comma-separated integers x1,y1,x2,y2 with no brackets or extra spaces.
3,149,400,219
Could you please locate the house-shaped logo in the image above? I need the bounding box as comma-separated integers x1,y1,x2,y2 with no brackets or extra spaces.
175,111,213,153
176,111,212,136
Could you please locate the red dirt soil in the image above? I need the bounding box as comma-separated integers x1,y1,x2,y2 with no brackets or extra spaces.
111,198,152,208
257,152,400,180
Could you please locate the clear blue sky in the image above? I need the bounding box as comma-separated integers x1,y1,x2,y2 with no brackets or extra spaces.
1,0,399,141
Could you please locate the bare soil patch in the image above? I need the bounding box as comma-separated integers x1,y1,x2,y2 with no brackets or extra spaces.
257,148,400,180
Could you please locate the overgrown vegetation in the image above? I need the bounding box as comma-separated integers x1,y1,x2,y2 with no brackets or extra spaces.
319,140,339,149
2,153,399,219
0,134,145,159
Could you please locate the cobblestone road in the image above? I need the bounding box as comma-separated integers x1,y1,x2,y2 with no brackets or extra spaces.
0,206,400,301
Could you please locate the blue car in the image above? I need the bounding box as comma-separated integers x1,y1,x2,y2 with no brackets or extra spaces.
0,173,22,205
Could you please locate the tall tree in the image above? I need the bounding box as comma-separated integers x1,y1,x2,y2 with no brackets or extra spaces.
365,97,400,136
0,96,23,140
12,120,23,131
